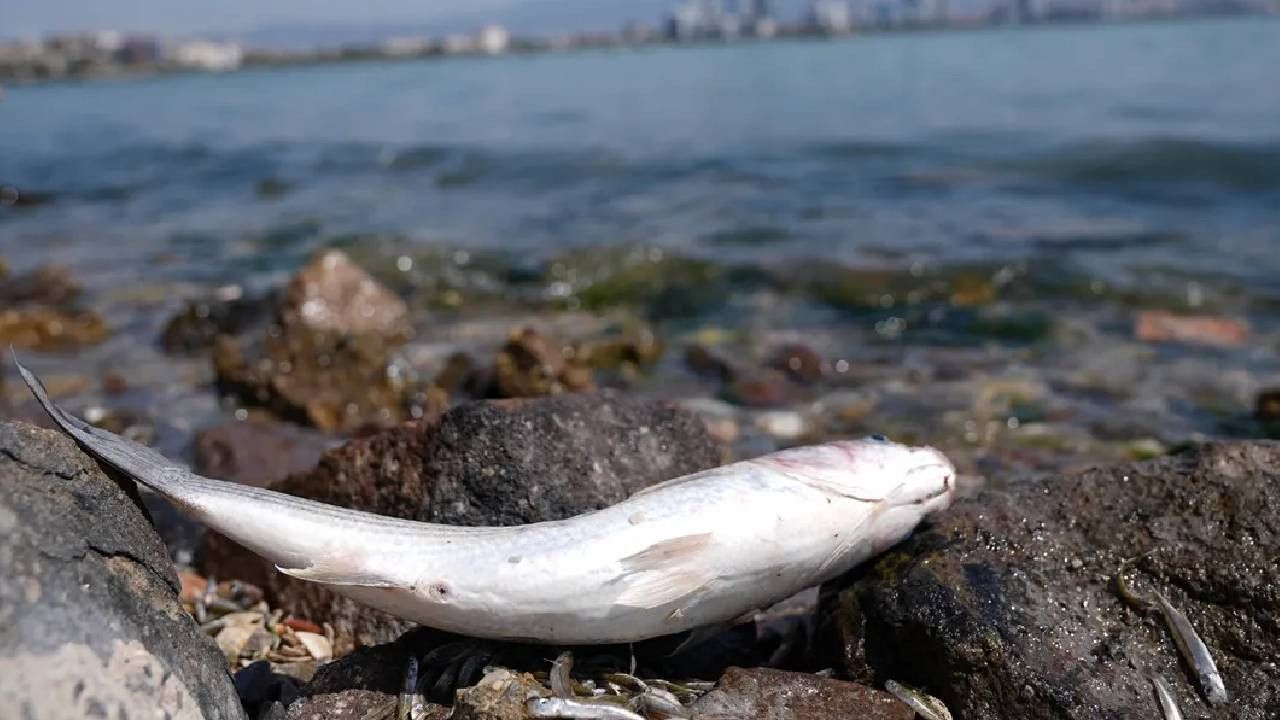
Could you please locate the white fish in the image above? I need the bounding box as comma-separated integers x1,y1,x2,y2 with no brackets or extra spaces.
16,357,955,645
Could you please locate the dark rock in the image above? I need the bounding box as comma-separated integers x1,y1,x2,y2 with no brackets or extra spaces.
767,343,826,385
0,264,81,307
256,178,293,200
203,392,724,650
194,418,331,489
1255,388,1280,422
0,421,244,719
488,327,595,399
160,291,273,354
279,249,411,341
433,351,478,395
235,660,301,720
690,667,913,720
823,441,1280,719
284,628,450,720
685,344,735,383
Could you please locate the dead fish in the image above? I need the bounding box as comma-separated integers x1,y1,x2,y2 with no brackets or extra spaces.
630,687,689,719
885,679,953,720
1149,675,1184,720
16,356,954,645
527,696,645,720
1153,592,1228,705
550,651,575,698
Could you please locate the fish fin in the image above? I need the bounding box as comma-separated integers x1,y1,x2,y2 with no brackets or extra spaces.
14,352,194,494
275,562,401,588
614,533,718,609
665,622,732,657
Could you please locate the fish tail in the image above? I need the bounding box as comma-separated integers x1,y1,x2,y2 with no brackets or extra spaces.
13,351,196,501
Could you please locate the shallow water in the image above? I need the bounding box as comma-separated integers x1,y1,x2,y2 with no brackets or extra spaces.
1,17,1278,475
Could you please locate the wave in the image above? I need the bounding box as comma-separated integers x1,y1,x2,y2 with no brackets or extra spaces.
1013,137,1280,191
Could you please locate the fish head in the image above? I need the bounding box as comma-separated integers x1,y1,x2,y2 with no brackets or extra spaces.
820,435,956,515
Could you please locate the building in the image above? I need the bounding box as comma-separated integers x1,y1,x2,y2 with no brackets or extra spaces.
809,0,855,32
476,25,510,55
173,40,243,71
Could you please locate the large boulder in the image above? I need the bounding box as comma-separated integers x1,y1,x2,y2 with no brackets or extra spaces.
0,422,244,719
823,441,1280,719
203,391,725,651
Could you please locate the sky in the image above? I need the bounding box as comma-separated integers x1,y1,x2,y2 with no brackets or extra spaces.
0,0,695,41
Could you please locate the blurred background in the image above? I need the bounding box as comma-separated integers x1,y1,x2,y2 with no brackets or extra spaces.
3,0,1280,498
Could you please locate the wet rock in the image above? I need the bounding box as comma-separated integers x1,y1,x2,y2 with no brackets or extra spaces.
1134,310,1249,348
573,323,664,371
101,371,128,395
768,343,825,385
234,661,301,720
194,418,331,489
823,441,1280,719
212,329,439,433
487,326,595,398
728,370,800,408
0,422,244,719
546,246,731,319
453,668,543,720
0,307,108,351
0,264,81,307
1255,388,1280,422
690,667,912,720
433,351,479,395
685,344,735,383
279,249,412,341
203,392,724,650
160,290,274,354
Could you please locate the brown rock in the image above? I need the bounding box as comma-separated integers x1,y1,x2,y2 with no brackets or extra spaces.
203,392,724,650
212,329,440,433
194,418,331,489
1134,310,1249,348
767,343,826,385
489,327,594,398
728,370,799,408
279,249,411,341
0,264,81,307
160,291,273,355
690,667,912,720
452,669,542,720
0,307,108,352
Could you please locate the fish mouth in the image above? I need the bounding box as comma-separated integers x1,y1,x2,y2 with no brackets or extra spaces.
890,461,954,507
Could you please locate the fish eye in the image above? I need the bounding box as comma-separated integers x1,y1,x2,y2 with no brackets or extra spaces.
869,434,888,442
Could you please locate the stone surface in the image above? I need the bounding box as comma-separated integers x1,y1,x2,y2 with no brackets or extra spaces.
0,421,245,719
690,667,913,720
487,326,595,399
0,306,108,351
160,291,274,354
822,441,1280,719
203,392,725,650
767,343,826,385
194,418,332,489
279,249,412,341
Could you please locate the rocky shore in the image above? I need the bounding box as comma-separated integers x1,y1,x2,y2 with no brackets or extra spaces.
2,247,1278,719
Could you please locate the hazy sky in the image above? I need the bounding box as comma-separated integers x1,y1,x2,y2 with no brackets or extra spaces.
0,0,527,37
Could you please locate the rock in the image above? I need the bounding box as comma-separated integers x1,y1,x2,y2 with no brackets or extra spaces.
573,323,664,371
0,264,81,307
0,307,108,351
685,343,735,383
823,441,1280,719
1134,310,1249,348
453,668,543,720
234,660,300,720
203,392,724,650
0,184,54,208
767,343,825,385
279,249,412,341
213,329,442,433
488,327,595,398
284,628,450,720
1255,388,1280,422
690,667,912,720
194,418,331,489
0,422,244,719
728,370,800,408
160,290,273,354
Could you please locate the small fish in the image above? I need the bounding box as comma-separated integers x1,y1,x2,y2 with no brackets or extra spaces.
630,688,689,719
16,355,954,644
397,656,421,720
527,696,645,720
885,679,953,720
1153,592,1228,705
550,651,575,698
1149,675,1184,720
